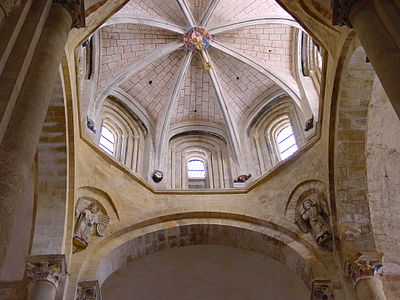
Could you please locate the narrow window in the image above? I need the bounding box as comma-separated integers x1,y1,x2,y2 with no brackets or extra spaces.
187,159,206,179
277,125,298,160
99,125,115,155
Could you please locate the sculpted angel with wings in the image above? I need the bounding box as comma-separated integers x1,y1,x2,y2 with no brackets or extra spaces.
73,202,110,249
295,197,331,246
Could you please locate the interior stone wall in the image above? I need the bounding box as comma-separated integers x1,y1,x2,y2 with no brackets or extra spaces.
102,245,310,300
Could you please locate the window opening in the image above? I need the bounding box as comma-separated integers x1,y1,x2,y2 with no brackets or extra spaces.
99,125,115,155
187,159,206,179
277,125,298,160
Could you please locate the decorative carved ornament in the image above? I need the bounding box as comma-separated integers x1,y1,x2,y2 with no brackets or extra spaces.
54,0,85,28
25,254,66,288
312,279,334,300
152,170,164,183
346,252,384,285
332,0,360,27
0,0,21,18
295,193,332,249
76,281,101,300
73,199,110,250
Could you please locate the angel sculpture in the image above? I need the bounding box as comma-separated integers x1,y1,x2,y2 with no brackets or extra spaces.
73,202,110,249
295,197,331,247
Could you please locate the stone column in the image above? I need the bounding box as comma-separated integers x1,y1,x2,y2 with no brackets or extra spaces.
76,281,102,300
333,0,400,119
0,0,84,272
346,252,386,300
25,255,66,300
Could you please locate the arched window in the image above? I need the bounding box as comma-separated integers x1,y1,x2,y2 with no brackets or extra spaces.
168,133,233,189
99,125,115,155
187,159,206,179
97,98,149,177
276,125,298,160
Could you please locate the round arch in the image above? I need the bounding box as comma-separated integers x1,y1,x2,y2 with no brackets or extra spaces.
73,215,331,289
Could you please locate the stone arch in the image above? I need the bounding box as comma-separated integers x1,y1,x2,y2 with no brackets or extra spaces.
96,224,315,285
71,214,332,292
329,35,377,259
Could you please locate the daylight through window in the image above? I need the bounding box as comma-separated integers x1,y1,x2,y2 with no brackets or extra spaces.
187,159,206,179
277,125,298,160
99,125,115,155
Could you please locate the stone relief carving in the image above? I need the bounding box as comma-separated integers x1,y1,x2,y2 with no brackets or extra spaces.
312,280,334,300
76,281,100,300
332,0,359,27
0,0,21,19
346,252,384,285
54,0,85,28
295,194,332,248
73,199,110,250
25,254,66,288
152,170,163,183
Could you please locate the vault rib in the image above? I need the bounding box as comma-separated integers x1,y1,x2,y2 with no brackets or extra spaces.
104,16,186,34
155,50,193,168
176,0,196,28
200,0,221,27
208,15,304,35
203,50,241,165
91,41,184,118
211,41,302,108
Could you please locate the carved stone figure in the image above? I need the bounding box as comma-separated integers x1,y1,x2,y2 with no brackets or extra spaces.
312,281,334,300
152,170,164,183
76,281,100,300
73,202,109,249
234,174,252,183
295,197,331,247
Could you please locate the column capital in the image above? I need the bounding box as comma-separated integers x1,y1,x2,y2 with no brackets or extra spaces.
0,0,21,18
54,0,85,28
25,254,66,288
346,252,384,285
76,281,101,300
311,279,334,299
332,0,363,27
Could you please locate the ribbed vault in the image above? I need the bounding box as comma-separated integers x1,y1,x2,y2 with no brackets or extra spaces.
87,0,308,170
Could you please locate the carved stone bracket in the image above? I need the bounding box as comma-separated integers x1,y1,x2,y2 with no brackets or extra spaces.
25,254,66,288
311,279,334,299
54,0,85,28
346,252,384,285
332,0,360,27
76,281,101,300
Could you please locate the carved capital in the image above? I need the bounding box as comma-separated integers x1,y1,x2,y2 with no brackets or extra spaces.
346,252,384,285
312,279,334,300
0,0,21,18
332,0,361,27
54,0,85,28
25,254,66,288
76,281,101,300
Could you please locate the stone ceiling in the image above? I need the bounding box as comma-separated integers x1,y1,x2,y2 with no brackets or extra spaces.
95,0,302,152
